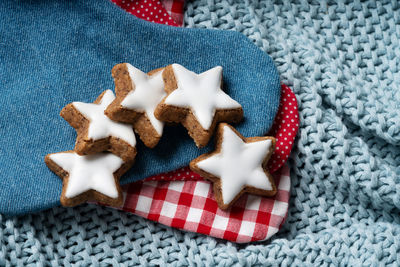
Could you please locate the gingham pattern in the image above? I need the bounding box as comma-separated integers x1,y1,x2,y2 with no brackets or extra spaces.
113,164,290,243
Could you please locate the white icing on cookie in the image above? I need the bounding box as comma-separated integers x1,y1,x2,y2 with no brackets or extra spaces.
73,90,136,146
195,125,273,205
120,64,166,135
164,64,242,130
50,152,123,199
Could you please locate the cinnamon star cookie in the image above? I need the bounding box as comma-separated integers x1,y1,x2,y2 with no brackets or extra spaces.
154,64,243,148
45,151,131,207
190,123,276,210
105,63,166,148
60,89,136,163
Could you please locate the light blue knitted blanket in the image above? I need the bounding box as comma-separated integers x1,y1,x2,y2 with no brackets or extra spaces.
1,0,400,265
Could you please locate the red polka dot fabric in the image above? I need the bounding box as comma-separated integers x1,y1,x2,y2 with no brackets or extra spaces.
112,0,179,26
145,166,203,182
267,84,299,172
161,0,185,26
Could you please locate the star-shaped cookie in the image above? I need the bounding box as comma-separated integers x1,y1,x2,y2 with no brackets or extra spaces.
190,123,276,210
105,63,166,148
60,89,136,162
154,64,243,148
45,151,132,207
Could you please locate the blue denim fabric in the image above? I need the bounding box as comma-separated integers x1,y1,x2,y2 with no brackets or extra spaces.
0,0,280,215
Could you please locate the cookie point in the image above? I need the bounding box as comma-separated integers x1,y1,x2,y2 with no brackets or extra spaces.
44,153,52,163
104,89,114,95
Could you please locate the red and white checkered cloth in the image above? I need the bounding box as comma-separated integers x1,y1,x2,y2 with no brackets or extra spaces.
112,164,290,243
104,0,298,243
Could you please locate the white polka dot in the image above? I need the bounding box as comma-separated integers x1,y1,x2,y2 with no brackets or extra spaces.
281,151,284,154
284,137,287,140
285,107,288,110
288,133,292,136
293,128,296,131
277,155,280,158
283,98,286,101
289,102,292,105
145,8,148,11
279,133,282,137
160,18,163,21
155,15,158,18
290,111,293,114
287,124,290,127
285,146,288,149
140,5,143,8
164,13,167,16
147,17,150,20
283,129,286,132
150,12,153,14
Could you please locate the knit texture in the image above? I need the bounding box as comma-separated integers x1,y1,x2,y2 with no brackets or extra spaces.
2,0,400,265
